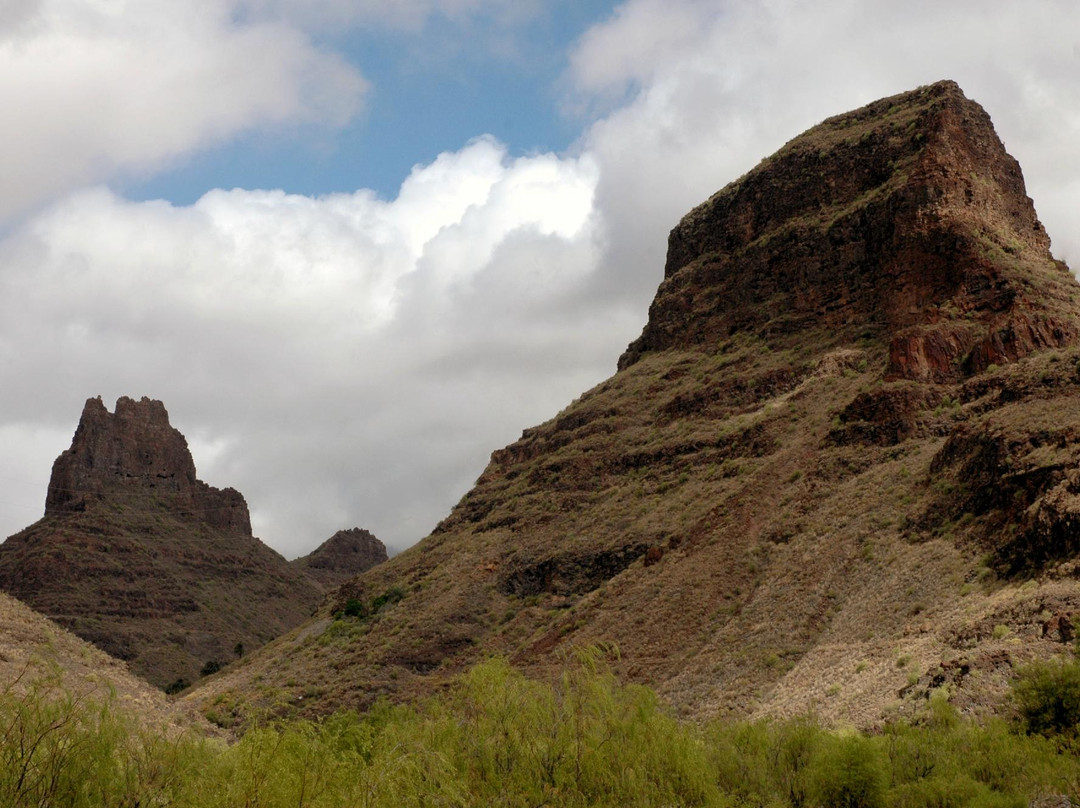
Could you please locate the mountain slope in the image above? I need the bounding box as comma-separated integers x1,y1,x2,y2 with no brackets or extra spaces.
0,396,324,690
0,590,207,732
190,81,1080,727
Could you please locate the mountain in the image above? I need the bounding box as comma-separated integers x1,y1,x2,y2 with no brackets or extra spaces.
191,81,1080,728
0,396,324,690
291,527,387,589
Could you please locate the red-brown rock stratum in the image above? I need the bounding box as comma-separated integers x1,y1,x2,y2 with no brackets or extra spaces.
175,83,1080,726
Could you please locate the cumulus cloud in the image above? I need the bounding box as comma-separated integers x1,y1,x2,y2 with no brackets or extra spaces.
0,138,634,554
1,0,1077,561
0,0,367,222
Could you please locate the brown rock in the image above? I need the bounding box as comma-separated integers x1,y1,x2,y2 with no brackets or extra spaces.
0,397,322,690
46,395,251,534
619,80,1079,380
292,527,387,589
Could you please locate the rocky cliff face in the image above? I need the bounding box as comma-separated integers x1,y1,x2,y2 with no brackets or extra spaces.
620,80,1078,382
0,397,323,690
191,82,1080,729
46,396,251,534
292,527,388,589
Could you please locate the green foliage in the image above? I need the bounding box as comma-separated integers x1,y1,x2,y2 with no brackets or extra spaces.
340,597,367,618
0,667,211,808
165,677,190,695
336,586,406,621
369,585,405,613
809,734,886,808
3,654,1080,807
200,660,222,677
1012,656,1080,739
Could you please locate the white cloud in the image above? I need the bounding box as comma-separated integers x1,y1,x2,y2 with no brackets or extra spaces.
0,138,631,555
2,0,1077,562
235,0,544,35
0,0,367,222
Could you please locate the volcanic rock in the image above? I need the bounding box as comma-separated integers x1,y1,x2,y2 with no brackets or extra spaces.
292,527,388,589
46,396,251,534
188,82,1080,728
0,396,323,690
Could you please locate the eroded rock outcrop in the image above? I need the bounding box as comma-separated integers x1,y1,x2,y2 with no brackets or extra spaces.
619,80,1079,381
46,396,251,534
0,397,322,690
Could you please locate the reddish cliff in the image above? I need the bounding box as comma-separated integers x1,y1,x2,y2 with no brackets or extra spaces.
620,81,1078,382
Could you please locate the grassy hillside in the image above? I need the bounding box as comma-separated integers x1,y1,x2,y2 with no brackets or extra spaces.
0,590,206,733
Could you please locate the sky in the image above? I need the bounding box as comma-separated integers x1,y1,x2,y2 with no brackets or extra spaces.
0,0,1077,559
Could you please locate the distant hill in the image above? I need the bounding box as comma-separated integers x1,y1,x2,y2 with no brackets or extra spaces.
191,81,1080,728
0,396,326,690
291,527,387,589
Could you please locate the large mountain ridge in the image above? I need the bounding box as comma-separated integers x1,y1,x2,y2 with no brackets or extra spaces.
3,81,1079,733
185,80,1080,729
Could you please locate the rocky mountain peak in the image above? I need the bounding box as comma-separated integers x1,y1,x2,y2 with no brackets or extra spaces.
1,396,322,688
292,527,388,589
620,80,1078,381
46,396,250,535
185,82,1080,729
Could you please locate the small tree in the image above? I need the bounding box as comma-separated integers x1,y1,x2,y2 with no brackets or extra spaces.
164,678,189,695
809,735,886,808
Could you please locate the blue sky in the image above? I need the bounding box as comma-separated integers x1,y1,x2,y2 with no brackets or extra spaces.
122,3,614,204
0,1,1078,557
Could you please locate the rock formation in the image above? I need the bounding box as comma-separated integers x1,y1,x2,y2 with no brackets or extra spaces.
46,396,251,534
619,80,1078,380
191,82,1080,728
0,397,323,690
292,527,388,588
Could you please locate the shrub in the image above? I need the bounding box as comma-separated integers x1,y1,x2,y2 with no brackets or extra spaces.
809,734,886,808
341,597,367,618
1011,657,1080,739
165,677,190,695
370,585,405,614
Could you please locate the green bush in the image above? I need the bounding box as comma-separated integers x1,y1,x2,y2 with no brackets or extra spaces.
4,653,1080,807
808,734,886,808
1012,657,1080,739
165,677,190,695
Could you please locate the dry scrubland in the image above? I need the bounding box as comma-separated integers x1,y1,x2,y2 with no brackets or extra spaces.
6,651,1080,807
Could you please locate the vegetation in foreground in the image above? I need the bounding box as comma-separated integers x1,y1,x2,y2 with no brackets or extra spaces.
3,651,1080,807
